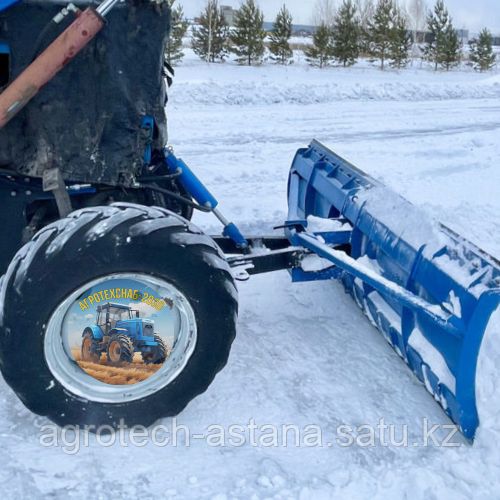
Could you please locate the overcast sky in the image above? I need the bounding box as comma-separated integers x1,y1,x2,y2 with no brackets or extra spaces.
183,0,500,33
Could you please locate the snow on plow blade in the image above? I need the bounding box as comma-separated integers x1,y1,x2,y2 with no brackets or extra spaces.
286,140,500,440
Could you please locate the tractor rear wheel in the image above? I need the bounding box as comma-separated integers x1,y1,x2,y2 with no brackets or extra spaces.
107,334,134,364
82,332,101,363
142,335,168,365
0,203,238,430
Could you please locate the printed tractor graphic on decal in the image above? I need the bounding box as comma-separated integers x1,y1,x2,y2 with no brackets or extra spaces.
81,303,168,365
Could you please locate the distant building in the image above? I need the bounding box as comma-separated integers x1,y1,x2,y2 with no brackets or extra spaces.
221,5,236,27
294,29,313,37
262,21,315,37
418,29,469,45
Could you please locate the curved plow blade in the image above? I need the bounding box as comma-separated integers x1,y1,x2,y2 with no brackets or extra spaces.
287,140,500,440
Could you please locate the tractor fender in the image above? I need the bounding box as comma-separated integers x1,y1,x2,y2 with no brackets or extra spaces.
82,326,103,340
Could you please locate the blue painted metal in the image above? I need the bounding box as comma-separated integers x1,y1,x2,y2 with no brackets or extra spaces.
222,222,249,249
286,140,500,440
164,149,219,210
141,116,155,165
164,149,249,249
291,265,343,283
68,185,97,196
83,325,104,340
0,0,23,14
0,42,9,54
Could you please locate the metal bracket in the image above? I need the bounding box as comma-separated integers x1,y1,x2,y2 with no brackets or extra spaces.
42,167,72,218
214,236,303,277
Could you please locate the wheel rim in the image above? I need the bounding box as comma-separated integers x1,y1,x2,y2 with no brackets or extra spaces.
44,273,198,404
108,341,122,363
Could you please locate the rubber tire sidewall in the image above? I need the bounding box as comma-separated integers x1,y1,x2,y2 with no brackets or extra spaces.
0,204,238,430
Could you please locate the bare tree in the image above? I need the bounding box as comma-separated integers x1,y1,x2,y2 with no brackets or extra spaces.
355,0,374,53
408,0,427,45
312,0,337,28
355,0,374,29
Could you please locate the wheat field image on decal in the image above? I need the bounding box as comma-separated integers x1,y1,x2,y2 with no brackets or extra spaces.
72,349,170,385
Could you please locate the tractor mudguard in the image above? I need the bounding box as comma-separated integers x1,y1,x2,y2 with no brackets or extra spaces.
83,325,103,340
286,140,500,440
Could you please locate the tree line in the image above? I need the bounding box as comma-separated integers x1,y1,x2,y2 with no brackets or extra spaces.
165,0,497,73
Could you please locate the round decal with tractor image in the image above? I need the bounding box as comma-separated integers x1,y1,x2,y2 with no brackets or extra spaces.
64,277,175,386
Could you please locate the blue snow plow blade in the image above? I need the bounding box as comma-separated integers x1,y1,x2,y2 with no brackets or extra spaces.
286,140,500,440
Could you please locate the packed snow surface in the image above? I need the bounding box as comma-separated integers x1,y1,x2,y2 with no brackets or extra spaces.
3,50,500,498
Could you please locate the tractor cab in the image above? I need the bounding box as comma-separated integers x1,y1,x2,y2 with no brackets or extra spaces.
96,302,139,336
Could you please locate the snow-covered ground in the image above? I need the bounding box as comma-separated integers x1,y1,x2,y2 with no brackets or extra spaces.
2,51,500,499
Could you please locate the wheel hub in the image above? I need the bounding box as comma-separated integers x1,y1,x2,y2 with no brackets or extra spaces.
109,341,122,363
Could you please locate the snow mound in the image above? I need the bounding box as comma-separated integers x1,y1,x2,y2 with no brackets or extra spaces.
171,79,500,106
481,74,500,86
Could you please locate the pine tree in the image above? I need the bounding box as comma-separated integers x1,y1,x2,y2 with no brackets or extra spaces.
389,12,412,69
368,0,395,70
269,4,294,65
192,0,229,63
229,0,266,66
305,24,334,68
166,0,188,66
423,0,446,70
423,0,461,71
332,0,360,67
469,28,496,72
440,22,461,70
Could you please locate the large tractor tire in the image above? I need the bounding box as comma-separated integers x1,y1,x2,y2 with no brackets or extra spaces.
0,204,238,430
106,334,134,365
142,335,168,365
81,331,101,363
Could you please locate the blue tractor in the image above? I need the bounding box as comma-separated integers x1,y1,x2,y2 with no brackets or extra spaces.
81,302,167,365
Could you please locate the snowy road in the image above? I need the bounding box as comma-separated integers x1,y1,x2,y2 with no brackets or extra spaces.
170,95,500,258
2,56,500,499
